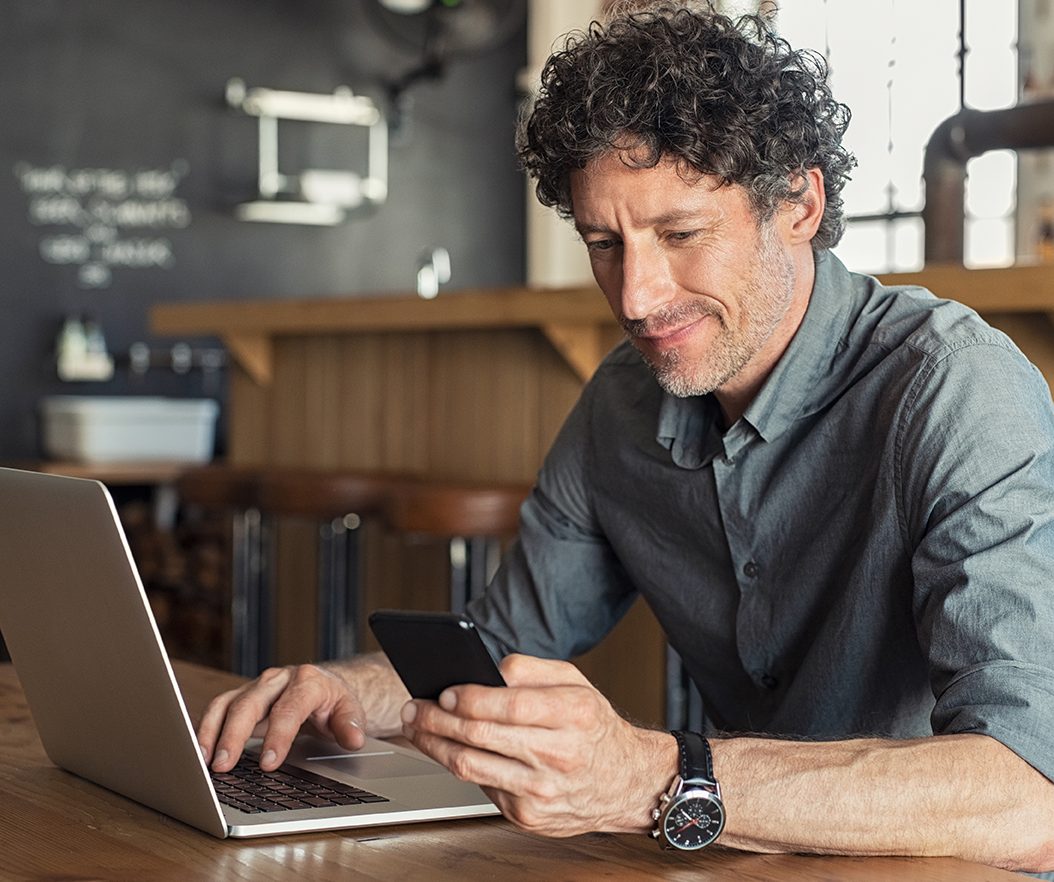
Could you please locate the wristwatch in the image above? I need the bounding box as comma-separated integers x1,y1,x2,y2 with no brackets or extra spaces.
651,730,725,850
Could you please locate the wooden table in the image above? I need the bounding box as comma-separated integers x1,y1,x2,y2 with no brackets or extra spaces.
0,662,1018,881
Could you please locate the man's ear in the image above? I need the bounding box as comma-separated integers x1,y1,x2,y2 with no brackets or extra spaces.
783,167,826,245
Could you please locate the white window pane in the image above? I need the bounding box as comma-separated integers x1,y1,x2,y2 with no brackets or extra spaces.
833,219,891,274
965,150,1016,218
888,74,960,211
842,144,893,215
965,0,1017,51
774,0,830,54
887,0,960,211
964,217,1015,268
891,217,924,272
965,48,1019,110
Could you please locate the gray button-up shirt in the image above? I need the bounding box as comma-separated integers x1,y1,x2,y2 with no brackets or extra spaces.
468,251,1054,783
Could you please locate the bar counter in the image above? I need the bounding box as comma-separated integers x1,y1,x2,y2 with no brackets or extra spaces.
150,264,1054,724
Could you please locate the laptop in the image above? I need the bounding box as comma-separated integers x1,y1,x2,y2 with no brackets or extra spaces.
0,466,499,838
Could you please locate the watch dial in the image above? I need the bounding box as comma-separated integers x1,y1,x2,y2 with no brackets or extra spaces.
662,792,725,850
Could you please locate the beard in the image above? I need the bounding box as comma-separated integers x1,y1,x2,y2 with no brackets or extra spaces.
620,224,797,398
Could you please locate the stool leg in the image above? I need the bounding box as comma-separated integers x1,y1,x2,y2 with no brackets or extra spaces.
448,536,469,614
466,536,491,605
318,516,361,660
664,643,705,731
231,507,271,676
664,643,687,731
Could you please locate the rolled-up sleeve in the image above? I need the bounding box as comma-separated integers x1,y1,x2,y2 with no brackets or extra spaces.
900,336,1054,781
467,372,638,661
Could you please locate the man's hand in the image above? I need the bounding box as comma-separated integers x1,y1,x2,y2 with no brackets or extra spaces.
400,654,677,837
196,653,407,773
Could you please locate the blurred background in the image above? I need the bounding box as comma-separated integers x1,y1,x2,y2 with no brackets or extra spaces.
1,0,1051,727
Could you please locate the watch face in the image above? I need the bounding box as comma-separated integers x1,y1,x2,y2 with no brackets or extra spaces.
661,790,725,850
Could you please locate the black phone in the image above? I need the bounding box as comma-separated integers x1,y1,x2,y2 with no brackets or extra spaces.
368,609,506,700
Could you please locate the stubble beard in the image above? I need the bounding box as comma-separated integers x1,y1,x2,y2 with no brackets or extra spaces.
622,226,798,398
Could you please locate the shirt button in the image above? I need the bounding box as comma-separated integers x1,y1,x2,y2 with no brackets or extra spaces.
761,673,779,690
742,560,759,578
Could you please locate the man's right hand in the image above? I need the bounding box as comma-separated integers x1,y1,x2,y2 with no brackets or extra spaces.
197,663,367,773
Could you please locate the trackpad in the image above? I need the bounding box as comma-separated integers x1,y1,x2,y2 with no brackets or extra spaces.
308,752,447,779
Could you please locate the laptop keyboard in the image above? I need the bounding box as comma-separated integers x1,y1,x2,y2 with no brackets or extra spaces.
211,753,391,814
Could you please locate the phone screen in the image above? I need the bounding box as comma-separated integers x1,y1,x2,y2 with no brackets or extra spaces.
368,609,506,700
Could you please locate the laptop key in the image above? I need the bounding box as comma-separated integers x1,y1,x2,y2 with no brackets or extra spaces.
211,755,390,811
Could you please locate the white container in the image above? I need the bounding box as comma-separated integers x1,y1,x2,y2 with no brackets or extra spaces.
41,396,219,464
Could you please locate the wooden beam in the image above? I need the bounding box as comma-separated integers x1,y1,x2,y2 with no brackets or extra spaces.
879,263,1054,312
223,333,273,386
541,322,604,381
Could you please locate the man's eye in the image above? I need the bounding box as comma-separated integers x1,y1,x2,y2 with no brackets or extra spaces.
667,230,698,243
586,239,618,252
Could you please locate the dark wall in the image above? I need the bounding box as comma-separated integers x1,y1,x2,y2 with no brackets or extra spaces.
0,0,527,457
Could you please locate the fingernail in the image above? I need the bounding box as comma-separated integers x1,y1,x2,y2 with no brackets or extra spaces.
213,749,228,769
439,689,457,711
401,702,417,724
261,749,277,768
199,743,211,761
348,719,361,729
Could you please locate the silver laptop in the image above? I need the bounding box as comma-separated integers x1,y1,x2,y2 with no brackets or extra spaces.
0,466,499,838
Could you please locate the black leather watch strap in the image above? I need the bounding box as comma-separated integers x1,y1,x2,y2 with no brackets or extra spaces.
672,730,716,783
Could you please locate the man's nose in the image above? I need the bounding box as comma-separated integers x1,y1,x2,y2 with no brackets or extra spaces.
619,244,673,321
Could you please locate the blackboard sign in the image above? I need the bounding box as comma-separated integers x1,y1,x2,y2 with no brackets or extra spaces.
0,0,526,457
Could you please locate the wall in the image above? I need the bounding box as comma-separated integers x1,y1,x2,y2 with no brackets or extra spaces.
0,0,527,458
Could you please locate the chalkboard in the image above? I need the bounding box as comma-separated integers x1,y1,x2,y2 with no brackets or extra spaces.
0,0,527,457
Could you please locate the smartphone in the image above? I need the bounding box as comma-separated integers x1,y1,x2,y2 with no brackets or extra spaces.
368,609,506,700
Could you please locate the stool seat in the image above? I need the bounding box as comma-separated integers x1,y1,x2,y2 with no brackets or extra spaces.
384,481,531,613
254,467,416,664
255,468,409,520
177,464,262,510
384,481,530,537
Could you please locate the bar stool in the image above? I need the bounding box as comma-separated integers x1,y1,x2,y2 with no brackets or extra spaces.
176,464,266,676
383,481,531,612
255,468,412,662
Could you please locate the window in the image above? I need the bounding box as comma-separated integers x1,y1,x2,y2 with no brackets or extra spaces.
774,0,1019,272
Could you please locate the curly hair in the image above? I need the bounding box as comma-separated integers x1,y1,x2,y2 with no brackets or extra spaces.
518,1,856,250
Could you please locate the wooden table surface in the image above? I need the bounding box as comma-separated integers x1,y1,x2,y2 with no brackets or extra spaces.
0,661,1019,882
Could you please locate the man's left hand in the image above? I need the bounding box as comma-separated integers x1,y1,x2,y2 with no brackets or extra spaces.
400,653,677,837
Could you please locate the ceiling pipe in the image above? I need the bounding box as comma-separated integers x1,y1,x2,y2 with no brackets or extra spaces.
923,98,1054,264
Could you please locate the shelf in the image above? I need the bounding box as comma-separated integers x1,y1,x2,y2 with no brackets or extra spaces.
150,264,1054,386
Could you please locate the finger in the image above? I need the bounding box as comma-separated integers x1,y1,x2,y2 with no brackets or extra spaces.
309,695,367,751
197,688,242,763
405,698,580,773
207,668,295,771
406,725,533,795
256,668,364,770
436,681,602,730
498,654,590,689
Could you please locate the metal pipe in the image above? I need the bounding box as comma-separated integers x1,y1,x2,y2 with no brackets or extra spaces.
923,99,1054,263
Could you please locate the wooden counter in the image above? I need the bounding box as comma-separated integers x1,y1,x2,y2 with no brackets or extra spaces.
151,263,1054,725
0,661,1018,882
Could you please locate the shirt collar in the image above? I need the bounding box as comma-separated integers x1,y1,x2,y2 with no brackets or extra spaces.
741,250,854,443
655,251,856,466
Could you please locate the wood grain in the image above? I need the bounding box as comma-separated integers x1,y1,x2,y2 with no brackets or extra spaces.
0,663,1019,881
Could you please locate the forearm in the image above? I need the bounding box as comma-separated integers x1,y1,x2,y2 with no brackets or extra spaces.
321,652,409,738
713,732,1054,872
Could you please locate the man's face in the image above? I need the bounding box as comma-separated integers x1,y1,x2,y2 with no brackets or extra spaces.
570,152,801,398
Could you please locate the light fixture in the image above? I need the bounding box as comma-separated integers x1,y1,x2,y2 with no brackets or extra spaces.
378,0,432,11
226,79,388,226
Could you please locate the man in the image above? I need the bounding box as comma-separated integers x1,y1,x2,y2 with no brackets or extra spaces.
198,2,1054,871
